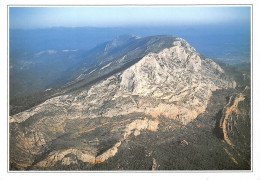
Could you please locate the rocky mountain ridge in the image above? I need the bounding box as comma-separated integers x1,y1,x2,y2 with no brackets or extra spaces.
9,35,237,170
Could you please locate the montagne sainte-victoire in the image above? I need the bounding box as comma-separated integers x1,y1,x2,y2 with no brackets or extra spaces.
9,35,250,170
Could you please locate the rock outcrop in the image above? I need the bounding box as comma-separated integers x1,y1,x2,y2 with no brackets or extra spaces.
213,86,250,167
215,86,250,146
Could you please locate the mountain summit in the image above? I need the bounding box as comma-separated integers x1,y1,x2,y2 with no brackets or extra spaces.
10,35,237,170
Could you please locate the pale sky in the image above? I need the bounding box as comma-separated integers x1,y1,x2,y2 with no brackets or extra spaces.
9,6,251,29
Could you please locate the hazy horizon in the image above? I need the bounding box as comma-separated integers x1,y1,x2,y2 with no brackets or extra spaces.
9,6,251,66
9,6,251,29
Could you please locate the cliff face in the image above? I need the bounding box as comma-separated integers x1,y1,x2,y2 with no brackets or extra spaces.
9,36,236,170
119,39,235,123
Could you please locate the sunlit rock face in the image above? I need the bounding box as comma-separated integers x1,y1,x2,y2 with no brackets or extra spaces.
120,38,235,123
9,36,235,170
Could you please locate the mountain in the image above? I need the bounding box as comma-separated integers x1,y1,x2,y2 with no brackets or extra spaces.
10,23,251,99
9,35,250,170
9,35,194,114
